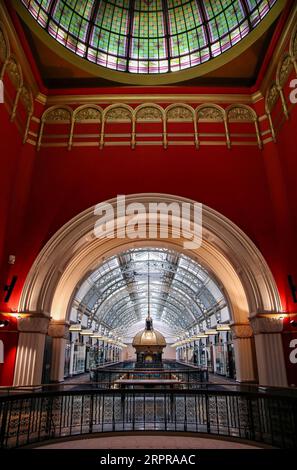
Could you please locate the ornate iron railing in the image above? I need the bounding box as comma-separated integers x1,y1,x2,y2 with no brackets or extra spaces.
90,367,209,388
0,388,297,449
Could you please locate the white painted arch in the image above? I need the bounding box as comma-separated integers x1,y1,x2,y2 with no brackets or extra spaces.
19,193,282,326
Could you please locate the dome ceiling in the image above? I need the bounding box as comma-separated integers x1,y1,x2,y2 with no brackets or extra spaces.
21,0,278,76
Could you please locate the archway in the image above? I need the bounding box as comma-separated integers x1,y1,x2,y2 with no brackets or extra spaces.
15,194,286,387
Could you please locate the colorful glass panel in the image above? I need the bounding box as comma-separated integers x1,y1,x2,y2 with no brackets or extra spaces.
21,0,278,74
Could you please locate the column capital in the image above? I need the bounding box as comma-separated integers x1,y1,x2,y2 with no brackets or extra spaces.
17,315,50,334
230,323,253,339
48,320,70,339
250,316,283,335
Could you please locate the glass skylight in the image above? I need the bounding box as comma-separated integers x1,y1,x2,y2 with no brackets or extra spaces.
73,247,228,338
21,0,277,74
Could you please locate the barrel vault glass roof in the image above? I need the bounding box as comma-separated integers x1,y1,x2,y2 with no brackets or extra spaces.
72,248,228,339
22,0,277,74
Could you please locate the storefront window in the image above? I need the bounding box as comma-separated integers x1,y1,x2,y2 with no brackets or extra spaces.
72,343,86,374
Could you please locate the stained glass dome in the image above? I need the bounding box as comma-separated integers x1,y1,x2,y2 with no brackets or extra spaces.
21,0,277,75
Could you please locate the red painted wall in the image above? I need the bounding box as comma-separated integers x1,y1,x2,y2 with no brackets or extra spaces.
0,109,295,311
0,0,296,387
0,104,37,314
0,314,18,385
1,99,297,384
1,142,286,306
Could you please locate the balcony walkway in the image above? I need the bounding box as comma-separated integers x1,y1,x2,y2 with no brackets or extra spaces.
37,434,262,449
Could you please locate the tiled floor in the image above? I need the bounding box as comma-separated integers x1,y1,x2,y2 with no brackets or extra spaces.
38,435,261,449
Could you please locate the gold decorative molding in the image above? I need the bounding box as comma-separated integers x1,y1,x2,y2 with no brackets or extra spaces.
166,104,194,121
74,105,102,122
276,53,294,87
6,55,23,122
289,20,297,59
0,1,38,96
260,1,297,94
226,104,262,149
0,15,34,143
0,20,10,80
136,105,163,122
37,102,265,151
20,84,34,143
37,105,73,151
105,105,132,122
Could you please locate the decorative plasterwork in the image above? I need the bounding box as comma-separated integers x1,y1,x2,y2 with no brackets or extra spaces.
17,315,49,334
0,20,34,140
231,323,254,339
276,53,294,88
47,321,70,339
250,316,284,334
36,102,262,151
0,20,10,70
74,105,102,122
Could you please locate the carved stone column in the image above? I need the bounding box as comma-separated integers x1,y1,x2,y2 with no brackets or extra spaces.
13,315,50,386
231,324,257,383
251,316,287,387
48,321,69,383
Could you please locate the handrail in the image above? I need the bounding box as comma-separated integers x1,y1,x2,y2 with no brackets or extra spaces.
1,381,297,394
1,385,297,400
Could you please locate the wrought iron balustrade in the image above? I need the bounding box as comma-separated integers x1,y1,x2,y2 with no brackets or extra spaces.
0,387,297,449
90,367,208,388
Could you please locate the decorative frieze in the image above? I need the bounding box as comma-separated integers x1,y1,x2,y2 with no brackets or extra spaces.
74,106,102,122
166,105,193,121
44,107,72,122
105,106,132,121
227,106,255,122
136,106,162,121
197,105,224,121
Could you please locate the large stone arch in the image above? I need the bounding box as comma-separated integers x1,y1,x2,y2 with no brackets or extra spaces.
15,194,286,387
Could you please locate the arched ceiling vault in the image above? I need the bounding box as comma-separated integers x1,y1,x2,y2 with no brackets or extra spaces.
72,247,228,339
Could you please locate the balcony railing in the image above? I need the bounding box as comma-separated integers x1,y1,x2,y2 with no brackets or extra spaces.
0,387,297,449
90,367,209,388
